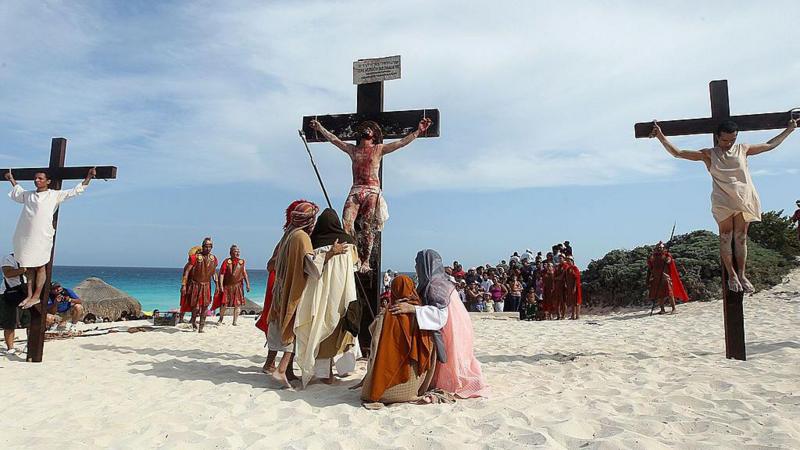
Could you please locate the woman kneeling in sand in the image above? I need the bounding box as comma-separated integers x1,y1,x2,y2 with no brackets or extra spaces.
359,249,489,406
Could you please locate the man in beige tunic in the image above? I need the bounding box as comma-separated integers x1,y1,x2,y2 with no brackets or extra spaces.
651,118,797,293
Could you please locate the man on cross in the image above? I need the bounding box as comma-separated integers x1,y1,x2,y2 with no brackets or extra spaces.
309,117,433,272
650,117,797,293
5,167,96,309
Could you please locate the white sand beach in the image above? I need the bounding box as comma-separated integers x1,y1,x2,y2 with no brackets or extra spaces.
4,271,800,449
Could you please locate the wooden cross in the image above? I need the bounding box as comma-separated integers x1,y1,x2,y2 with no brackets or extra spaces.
301,74,439,348
635,79,796,361
1,138,117,362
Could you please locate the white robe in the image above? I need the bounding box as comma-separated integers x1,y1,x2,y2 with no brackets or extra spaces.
9,184,85,267
293,244,358,387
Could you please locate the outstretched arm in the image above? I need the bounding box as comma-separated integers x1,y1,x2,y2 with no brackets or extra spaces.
5,170,17,187
382,118,433,154
650,121,708,162
309,120,355,155
747,119,797,156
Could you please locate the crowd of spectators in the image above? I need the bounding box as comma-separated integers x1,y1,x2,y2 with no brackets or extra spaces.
385,241,579,321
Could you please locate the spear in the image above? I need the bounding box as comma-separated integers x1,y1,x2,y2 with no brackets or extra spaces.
296,130,376,322
298,130,333,210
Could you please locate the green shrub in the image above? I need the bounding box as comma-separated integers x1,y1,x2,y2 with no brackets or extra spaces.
581,229,796,307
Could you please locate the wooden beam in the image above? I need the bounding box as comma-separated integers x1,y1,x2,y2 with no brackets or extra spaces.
302,109,440,142
634,111,792,138
0,166,117,181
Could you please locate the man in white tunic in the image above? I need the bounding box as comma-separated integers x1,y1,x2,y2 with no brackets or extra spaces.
5,167,96,308
650,118,797,293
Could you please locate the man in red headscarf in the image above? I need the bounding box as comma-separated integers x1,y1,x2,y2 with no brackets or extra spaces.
265,200,346,389
647,242,689,314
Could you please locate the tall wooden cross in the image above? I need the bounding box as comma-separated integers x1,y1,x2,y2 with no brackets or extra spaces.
301,60,440,347
635,79,795,361
1,138,117,362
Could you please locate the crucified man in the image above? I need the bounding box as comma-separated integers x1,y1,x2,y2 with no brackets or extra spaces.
650,117,798,293
309,117,433,272
6,167,96,309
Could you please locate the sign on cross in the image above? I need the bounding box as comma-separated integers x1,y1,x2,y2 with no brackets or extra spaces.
301,59,439,348
1,138,117,362
635,79,796,361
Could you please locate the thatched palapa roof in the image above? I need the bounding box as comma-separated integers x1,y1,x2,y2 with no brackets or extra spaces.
73,277,142,320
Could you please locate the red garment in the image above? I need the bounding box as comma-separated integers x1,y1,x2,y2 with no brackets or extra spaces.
255,270,276,336
668,258,689,302
565,265,582,305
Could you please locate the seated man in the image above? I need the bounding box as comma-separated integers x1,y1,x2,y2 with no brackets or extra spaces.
47,282,85,330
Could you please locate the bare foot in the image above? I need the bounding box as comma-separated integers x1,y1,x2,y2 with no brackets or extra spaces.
740,276,754,294
267,371,292,389
358,262,372,274
190,321,198,331
232,322,237,326
727,276,743,293
670,309,677,315
19,297,39,309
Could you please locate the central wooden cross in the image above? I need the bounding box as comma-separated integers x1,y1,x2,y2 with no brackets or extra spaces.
1,138,117,362
635,79,795,361
301,73,440,347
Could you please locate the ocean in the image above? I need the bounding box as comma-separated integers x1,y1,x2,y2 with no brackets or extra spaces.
53,266,270,312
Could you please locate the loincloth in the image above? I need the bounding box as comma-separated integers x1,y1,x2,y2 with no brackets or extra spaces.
348,185,389,231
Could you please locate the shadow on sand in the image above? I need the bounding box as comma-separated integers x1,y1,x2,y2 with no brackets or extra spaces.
80,343,364,408
746,340,800,356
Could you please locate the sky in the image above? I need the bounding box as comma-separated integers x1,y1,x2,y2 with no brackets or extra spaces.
1,1,799,271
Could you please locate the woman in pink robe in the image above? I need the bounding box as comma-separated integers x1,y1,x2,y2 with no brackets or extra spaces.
391,249,489,399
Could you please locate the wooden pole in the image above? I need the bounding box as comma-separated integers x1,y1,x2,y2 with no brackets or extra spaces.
709,81,746,361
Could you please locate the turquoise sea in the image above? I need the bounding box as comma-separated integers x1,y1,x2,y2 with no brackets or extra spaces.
53,266,270,312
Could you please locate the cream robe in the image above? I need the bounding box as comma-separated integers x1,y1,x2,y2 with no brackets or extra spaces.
293,244,357,387
703,144,762,224
9,184,85,267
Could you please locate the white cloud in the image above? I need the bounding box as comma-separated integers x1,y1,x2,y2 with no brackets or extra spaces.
1,1,798,194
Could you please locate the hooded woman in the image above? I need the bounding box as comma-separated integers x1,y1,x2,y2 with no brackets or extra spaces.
389,249,489,399
361,275,434,403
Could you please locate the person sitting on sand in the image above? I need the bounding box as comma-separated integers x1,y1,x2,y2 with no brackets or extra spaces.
47,281,85,330
388,249,489,399
360,275,435,404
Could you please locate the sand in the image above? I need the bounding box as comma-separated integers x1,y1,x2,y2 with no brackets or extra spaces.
3,271,800,449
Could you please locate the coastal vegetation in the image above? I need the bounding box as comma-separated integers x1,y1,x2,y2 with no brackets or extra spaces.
581,211,799,307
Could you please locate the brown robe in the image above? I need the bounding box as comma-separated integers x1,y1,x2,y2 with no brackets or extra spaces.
268,228,313,346
221,257,246,307
647,253,673,299
364,275,434,403
186,253,217,308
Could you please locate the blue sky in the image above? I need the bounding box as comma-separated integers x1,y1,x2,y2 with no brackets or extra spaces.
1,1,799,271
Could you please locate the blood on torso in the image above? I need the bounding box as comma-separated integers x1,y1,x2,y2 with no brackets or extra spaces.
350,144,383,187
